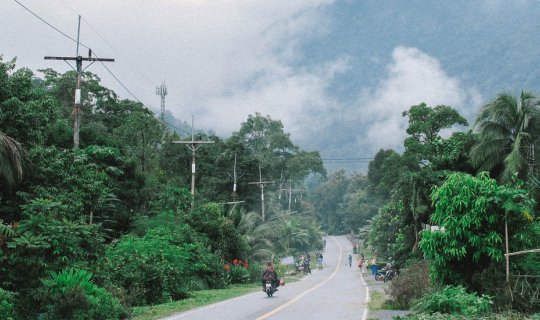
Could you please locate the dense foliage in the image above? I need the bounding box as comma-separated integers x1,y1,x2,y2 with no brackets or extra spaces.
410,285,493,317
312,98,539,315
0,57,325,319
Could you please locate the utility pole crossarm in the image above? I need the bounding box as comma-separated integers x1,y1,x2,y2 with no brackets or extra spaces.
44,56,115,62
43,16,114,151
171,116,215,201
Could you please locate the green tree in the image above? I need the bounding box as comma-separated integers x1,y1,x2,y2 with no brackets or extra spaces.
420,172,535,287
403,102,468,165
232,113,325,181
114,110,163,173
471,91,540,182
312,170,350,234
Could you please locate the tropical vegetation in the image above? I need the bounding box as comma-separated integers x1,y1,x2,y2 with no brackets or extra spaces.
0,56,325,319
1,53,538,319
313,97,539,317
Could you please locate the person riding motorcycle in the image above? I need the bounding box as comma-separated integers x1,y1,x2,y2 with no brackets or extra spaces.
261,262,279,292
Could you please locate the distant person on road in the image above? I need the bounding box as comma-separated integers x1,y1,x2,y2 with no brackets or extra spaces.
261,262,279,292
358,258,367,277
304,254,312,274
370,258,378,276
348,254,352,267
317,253,323,270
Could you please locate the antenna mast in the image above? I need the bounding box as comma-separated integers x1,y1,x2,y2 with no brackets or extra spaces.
156,83,167,123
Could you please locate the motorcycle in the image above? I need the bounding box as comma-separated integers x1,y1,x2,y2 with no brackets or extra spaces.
375,268,396,282
383,269,396,282
265,280,276,297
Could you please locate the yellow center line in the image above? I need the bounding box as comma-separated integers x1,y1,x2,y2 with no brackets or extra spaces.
255,236,343,320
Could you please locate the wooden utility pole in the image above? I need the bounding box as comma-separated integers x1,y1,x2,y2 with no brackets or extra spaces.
173,116,214,200
44,16,114,150
248,166,274,221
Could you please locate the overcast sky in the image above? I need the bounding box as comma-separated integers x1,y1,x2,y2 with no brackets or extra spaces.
3,0,539,172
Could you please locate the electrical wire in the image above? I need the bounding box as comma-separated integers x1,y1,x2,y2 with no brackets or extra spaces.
52,0,194,133
14,0,191,137
12,0,90,50
322,158,373,160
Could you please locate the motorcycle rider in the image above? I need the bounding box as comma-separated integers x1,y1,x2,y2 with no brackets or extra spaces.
261,262,279,292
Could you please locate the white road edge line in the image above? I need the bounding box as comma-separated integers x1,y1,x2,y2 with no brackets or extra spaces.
254,236,343,320
161,291,261,320
360,271,369,320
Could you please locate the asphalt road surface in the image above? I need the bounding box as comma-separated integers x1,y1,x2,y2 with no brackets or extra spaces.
162,236,369,320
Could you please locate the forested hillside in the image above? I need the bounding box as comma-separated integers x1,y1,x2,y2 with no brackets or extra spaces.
0,57,326,319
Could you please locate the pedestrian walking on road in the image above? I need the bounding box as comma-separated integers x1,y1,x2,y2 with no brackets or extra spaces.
317,253,323,270
358,258,367,277
348,254,352,267
304,254,312,274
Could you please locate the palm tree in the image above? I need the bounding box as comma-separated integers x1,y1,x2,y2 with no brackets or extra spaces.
0,131,23,187
226,207,274,260
470,91,540,182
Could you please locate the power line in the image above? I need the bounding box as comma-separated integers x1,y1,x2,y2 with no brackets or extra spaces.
52,0,194,120
322,158,373,160
322,158,373,162
13,0,90,50
55,0,158,89
15,0,194,138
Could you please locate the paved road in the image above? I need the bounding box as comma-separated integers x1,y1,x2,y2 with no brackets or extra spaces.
161,236,369,320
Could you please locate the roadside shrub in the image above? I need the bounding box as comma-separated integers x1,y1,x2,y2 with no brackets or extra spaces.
387,260,432,308
402,311,538,320
223,259,250,284
411,285,492,317
247,262,263,283
0,288,16,320
40,268,127,320
104,221,222,305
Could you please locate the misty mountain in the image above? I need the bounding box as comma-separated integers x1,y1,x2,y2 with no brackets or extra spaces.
297,0,540,172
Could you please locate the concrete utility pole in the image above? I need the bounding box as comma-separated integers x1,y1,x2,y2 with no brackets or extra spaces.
281,179,302,213
278,170,284,200
173,116,214,200
249,166,274,222
227,153,245,198
156,83,167,123
44,16,114,150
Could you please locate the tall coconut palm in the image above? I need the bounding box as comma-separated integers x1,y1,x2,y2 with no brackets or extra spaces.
0,131,23,187
470,91,540,182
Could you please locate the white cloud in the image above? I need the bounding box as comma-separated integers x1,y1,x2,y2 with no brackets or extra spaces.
2,0,339,133
203,55,349,137
356,46,482,154
3,3,485,171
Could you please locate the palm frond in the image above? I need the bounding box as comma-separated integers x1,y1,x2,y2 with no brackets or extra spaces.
0,131,24,186
502,133,528,182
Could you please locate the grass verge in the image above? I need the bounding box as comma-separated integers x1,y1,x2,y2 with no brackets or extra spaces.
369,290,400,311
131,284,259,320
